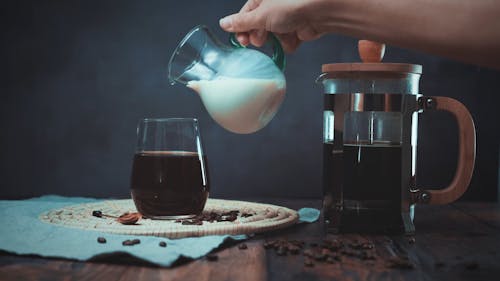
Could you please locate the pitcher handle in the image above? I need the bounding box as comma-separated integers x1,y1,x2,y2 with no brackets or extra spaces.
415,96,476,205
229,33,286,72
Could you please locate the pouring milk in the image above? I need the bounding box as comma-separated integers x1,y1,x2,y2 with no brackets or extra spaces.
188,77,285,134
168,26,286,134
186,48,286,134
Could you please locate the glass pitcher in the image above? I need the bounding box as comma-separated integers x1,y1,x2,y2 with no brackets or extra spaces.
168,25,286,134
319,40,476,234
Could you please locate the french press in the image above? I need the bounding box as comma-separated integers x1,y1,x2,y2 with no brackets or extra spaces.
319,40,476,234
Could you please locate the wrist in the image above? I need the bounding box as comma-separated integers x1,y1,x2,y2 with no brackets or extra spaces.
300,0,345,34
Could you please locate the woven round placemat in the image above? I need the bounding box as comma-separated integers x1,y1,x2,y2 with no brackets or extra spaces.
39,199,299,239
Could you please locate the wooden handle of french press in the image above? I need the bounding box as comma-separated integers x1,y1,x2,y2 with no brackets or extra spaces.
419,97,476,205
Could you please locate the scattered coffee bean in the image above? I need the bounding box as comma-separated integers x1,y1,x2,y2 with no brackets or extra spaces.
207,254,218,261
159,241,167,247
304,257,314,267
276,246,287,256
407,236,416,244
122,239,141,246
92,210,103,218
362,242,375,249
289,245,300,255
241,213,254,218
97,237,106,244
238,243,248,250
122,240,135,246
263,241,274,249
386,256,414,269
313,251,326,261
303,249,314,257
181,219,203,225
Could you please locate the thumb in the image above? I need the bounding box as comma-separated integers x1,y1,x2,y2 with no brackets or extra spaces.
219,10,263,32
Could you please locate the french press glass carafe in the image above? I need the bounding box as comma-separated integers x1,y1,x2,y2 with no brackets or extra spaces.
319,41,476,234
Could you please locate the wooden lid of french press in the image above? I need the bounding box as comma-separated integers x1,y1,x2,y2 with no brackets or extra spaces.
321,40,422,74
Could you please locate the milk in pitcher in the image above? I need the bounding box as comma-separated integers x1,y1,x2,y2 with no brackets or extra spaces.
188,77,285,134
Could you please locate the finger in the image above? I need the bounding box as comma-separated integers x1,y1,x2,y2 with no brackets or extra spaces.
219,10,263,32
296,26,322,41
249,29,268,47
274,33,302,53
237,32,250,46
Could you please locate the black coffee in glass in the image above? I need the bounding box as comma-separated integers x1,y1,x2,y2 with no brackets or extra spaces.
131,151,209,218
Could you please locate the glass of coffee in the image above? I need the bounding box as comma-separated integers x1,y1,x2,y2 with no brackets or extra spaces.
130,118,209,219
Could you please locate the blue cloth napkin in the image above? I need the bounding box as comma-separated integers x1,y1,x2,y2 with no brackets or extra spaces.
0,196,320,267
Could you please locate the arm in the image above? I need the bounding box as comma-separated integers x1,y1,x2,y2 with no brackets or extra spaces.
220,0,500,69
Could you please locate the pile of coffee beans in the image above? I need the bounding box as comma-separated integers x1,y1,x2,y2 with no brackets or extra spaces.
264,238,378,267
175,210,254,225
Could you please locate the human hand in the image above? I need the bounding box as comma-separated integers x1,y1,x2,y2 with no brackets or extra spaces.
219,0,325,53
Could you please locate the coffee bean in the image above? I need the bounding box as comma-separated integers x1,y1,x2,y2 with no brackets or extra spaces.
362,242,374,249
122,240,135,246
276,246,287,256
159,241,167,247
304,257,314,267
238,243,248,250
408,237,416,244
303,249,314,257
207,254,218,261
313,251,326,261
97,237,106,244
263,241,274,249
289,245,300,255
92,210,103,218
386,256,414,269
326,256,336,264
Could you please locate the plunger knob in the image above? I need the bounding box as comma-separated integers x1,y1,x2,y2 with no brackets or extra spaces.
358,40,386,63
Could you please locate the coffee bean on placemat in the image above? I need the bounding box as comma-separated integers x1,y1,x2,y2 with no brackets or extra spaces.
159,241,167,247
92,210,103,218
97,237,106,244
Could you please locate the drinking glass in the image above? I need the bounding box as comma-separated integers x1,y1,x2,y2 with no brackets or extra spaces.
130,118,209,219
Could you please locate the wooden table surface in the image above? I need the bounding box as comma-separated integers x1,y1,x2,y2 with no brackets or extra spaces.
1,199,499,281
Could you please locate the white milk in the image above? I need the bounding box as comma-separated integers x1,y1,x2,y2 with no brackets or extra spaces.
187,77,286,134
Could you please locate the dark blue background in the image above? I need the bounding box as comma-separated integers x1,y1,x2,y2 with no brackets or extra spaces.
1,0,499,201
